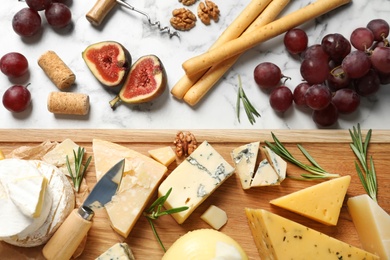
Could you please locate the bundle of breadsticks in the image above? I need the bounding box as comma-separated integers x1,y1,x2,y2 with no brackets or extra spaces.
171,0,352,106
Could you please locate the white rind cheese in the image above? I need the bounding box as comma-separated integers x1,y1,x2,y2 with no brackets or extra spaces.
348,194,390,260
230,142,259,190
3,160,75,247
96,242,135,260
158,141,235,224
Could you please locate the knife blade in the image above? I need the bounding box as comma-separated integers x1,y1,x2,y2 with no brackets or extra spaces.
42,159,125,260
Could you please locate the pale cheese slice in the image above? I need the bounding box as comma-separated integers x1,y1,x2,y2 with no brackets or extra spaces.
230,141,259,190
200,205,228,230
93,139,167,237
96,242,135,260
263,146,287,182
348,194,390,260
148,146,176,166
245,208,379,260
250,159,279,187
270,175,351,225
158,141,235,224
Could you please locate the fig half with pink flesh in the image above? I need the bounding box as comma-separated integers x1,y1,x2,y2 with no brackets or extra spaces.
82,41,131,87
109,55,167,109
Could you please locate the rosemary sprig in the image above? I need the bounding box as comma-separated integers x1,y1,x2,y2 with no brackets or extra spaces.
66,147,92,193
349,124,377,202
265,132,340,180
236,75,261,125
143,188,189,252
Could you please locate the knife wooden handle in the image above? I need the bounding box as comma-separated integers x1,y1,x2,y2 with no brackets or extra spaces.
86,0,117,26
42,208,93,260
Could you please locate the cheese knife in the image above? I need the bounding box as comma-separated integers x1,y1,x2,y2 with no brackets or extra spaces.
42,159,125,260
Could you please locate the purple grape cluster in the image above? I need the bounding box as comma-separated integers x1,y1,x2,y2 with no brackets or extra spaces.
253,19,390,127
12,0,72,37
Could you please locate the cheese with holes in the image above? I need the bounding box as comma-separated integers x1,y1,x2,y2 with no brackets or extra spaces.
263,146,287,182
93,139,167,237
245,208,379,260
148,146,176,166
251,159,279,187
96,242,135,260
201,205,228,230
270,175,351,225
231,142,259,189
3,160,75,247
348,194,390,260
158,141,235,224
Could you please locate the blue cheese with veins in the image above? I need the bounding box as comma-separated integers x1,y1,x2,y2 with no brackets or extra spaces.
96,242,135,260
263,146,287,182
251,159,280,187
158,141,235,224
230,141,260,190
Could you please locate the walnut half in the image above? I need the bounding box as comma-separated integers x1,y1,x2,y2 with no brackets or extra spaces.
198,0,220,25
170,8,197,31
174,131,198,157
179,0,197,6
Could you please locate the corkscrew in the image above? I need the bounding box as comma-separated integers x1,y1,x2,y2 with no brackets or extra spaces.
86,0,179,39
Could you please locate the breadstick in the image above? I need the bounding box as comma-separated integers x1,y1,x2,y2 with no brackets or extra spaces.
183,0,290,106
170,0,272,99
47,92,90,115
182,0,352,76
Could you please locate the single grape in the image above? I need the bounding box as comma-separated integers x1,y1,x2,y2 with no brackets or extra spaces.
301,44,329,62
321,33,351,64
304,83,332,110
25,0,52,11
284,28,308,55
293,82,311,107
367,19,390,41
332,88,360,114
378,70,390,84
0,52,29,78
312,102,339,127
327,66,351,91
354,69,381,96
2,85,31,113
341,50,371,79
350,27,374,51
269,86,293,113
12,8,42,37
370,46,390,74
300,58,330,85
45,3,72,28
254,62,281,90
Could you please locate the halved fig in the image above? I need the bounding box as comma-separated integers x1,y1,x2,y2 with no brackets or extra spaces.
109,55,167,109
82,41,131,87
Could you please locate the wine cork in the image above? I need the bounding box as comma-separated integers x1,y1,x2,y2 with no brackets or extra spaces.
38,50,76,90
47,92,90,115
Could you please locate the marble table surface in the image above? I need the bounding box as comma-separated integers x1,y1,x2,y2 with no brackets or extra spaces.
0,0,389,130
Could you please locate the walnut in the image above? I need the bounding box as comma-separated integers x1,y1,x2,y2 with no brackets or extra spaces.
197,0,220,25
179,0,197,6
173,131,198,157
170,8,197,31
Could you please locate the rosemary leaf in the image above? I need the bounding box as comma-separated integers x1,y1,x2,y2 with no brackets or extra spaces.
265,132,339,180
236,75,260,125
66,147,92,193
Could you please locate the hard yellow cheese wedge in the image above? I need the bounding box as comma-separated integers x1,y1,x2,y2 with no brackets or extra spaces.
93,139,167,237
245,208,379,260
148,146,176,166
158,141,235,224
270,175,351,225
348,194,390,260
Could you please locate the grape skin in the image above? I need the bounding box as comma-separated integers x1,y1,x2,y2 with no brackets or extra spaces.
367,19,390,41
312,103,339,127
2,85,32,113
321,33,351,64
304,84,332,111
284,28,308,55
300,58,330,85
25,0,52,11
0,52,29,78
354,69,381,96
45,3,72,28
332,89,360,114
341,50,372,79
253,62,281,90
293,82,311,107
370,46,390,74
350,27,374,51
269,86,293,113
12,8,42,37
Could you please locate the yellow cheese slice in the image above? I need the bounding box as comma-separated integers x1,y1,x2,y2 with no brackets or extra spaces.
348,194,390,260
245,208,379,260
92,139,167,237
270,175,351,225
148,146,176,166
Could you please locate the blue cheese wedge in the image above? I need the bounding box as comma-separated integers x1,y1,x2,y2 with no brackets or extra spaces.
250,159,279,187
230,141,259,190
96,243,135,260
263,146,287,182
158,141,235,224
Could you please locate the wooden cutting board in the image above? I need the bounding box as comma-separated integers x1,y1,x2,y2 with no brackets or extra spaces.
0,129,389,259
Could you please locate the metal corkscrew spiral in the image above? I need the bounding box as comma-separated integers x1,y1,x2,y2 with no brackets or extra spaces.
116,0,180,39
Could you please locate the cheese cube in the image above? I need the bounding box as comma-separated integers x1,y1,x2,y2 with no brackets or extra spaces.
148,146,176,166
200,205,228,230
270,175,351,225
230,142,259,190
348,194,390,260
245,208,379,260
158,141,235,224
